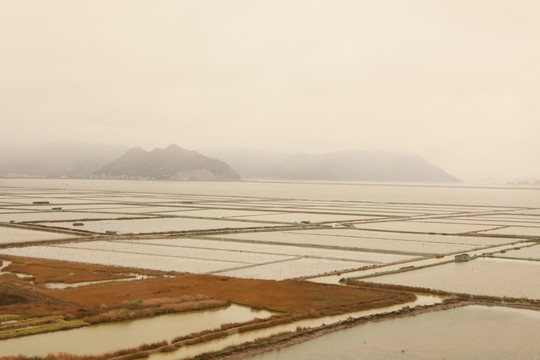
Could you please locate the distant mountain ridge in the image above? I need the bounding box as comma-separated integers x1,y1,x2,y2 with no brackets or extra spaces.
202,148,290,179
0,142,127,178
264,151,459,182
94,144,240,181
207,148,459,182
0,142,459,183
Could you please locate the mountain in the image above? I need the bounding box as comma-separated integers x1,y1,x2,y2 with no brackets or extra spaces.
0,143,458,182
264,151,459,182
94,144,240,181
201,148,290,179
0,142,128,178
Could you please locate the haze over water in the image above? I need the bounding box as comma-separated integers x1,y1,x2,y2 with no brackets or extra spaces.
3,178,540,207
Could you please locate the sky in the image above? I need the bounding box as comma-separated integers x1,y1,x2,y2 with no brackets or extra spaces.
1,0,539,181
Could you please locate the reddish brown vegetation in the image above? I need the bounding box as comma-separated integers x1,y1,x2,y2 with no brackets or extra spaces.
84,296,230,324
0,256,415,322
0,292,26,306
2,256,163,285
0,282,82,318
0,256,416,360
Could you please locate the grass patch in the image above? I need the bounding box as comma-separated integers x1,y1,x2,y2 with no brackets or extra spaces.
0,314,21,322
0,315,88,340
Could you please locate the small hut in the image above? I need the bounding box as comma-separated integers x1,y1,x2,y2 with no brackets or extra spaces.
455,254,472,262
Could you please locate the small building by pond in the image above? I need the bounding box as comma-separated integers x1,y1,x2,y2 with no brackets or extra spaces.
455,254,472,262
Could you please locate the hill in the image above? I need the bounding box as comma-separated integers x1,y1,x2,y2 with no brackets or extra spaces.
94,144,240,181
264,151,459,182
0,142,127,178
201,148,290,179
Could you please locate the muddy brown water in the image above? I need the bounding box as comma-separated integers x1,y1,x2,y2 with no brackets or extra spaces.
247,305,540,360
0,304,273,357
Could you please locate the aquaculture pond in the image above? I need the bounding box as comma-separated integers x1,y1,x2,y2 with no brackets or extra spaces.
0,305,273,357
211,231,424,259
481,226,540,237
354,220,495,234
1,179,540,359
248,306,540,360
131,237,406,264
497,243,540,260
297,228,513,246
363,257,540,299
148,295,442,360
0,226,76,244
0,244,246,274
0,211,146,223
36,217,275,234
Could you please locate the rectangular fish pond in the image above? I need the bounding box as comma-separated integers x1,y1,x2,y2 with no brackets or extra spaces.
247,305,540,360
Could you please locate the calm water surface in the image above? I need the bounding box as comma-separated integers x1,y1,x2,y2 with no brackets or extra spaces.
0,304,273,357
2,179,540,207
249,306,540,360
148,295,441,360
364,257,540,299
2,179,540,359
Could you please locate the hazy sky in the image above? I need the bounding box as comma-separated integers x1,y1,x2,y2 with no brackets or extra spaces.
1,1,539,181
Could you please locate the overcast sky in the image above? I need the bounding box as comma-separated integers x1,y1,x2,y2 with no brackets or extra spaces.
1,0,539,181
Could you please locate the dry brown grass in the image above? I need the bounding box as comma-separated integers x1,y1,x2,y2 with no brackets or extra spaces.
0,256,416,360
2,256,163,285
1,256,415,318
42,273,413,316
84,296,230,324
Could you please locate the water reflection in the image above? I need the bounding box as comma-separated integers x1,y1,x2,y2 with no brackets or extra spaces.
0,304,273,357
149,295,442,360
248,306,540,360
